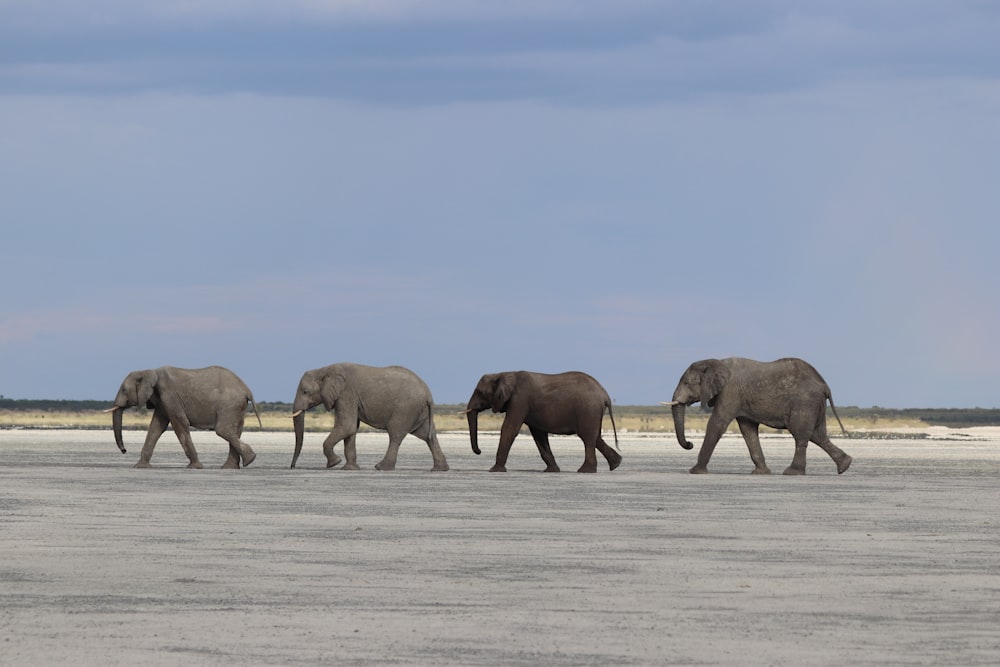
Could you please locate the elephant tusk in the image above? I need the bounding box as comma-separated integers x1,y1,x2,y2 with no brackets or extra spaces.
290,410,304,418
660,401,681,407
103,406,121,413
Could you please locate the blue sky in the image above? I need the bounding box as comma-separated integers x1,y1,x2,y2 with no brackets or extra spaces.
1,1,998,407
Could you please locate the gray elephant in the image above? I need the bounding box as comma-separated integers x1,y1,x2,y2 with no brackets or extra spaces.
665,357,852,475
290,363,449,471
465,371,621,473
105,366,261,469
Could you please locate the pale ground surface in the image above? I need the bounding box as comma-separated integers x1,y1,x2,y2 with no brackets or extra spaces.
1,427,998,666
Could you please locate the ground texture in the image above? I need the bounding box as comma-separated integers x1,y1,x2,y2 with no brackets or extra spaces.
2,428,998,665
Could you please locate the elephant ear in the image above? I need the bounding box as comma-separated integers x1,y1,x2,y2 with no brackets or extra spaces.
492,373,516,412
320,372,346,411
700,361,729,408
136,370,156,409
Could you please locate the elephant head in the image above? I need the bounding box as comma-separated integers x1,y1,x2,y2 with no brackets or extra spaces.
465,372,515,456
105,369,158,454
667,359,729,451
290,369,346,468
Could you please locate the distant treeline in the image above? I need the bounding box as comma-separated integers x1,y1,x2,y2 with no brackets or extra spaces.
2,398,999,427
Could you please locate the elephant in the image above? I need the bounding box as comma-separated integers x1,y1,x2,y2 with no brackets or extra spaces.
290,363,449,471
105,366,261,469
465,370,621,473
664,357,852,475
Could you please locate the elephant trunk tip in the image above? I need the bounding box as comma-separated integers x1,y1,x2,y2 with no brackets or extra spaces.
681,441,694,450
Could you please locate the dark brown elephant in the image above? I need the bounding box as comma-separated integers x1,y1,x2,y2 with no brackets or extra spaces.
466,370,620,473
665,357,852,475
105,366,261,469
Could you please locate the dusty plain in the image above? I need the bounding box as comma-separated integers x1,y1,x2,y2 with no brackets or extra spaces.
1,427,999,666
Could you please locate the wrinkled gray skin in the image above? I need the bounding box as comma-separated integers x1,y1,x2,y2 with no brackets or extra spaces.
466,371,621,473
107,366,261,469
291,363,448,471
669,357,852,475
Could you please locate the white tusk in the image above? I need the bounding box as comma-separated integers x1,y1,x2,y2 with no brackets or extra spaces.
103,406,121,413
660,401,681,406
290,410,304,418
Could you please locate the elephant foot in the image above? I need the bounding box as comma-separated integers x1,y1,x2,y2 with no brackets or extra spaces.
576,463,598,473
431,462,450,472
751,466,772,475
605,451,623,471
782,466,806,475
186,460,204,469
221,460,240,469
342,462,361,471
543,464,561,473
689,465,709,474
836,455,853,474
134,461,152,469
374,461,396,471
241,450,256,467
489,464,507,472
325,454,343,468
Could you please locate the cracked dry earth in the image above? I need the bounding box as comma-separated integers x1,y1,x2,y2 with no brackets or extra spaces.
2,428,999,665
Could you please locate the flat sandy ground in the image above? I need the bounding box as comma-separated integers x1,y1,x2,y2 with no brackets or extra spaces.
2,427,998,666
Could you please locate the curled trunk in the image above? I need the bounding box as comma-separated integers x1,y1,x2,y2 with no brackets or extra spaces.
468,410,481,455
291,411,306,468
112,407,126,453
672,403,694,450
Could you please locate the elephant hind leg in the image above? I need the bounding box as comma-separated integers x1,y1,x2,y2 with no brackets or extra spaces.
811,434,852,474
577,435,599,474
424,434,450,472
595,437,621,471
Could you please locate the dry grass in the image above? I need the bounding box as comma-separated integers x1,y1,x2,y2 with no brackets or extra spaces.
1,408,927,434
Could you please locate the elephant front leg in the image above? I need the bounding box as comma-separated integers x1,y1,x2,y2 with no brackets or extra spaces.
736,418,771,474
528,426,559,472
135,412,170,468
170,422,203,469
491,417,522,472
341,433,361,470
690,414,729,474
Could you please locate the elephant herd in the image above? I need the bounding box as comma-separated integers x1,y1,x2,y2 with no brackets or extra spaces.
106,357,853,475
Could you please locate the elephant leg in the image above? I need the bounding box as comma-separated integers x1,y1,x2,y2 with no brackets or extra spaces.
595,437,622,471
811,433,852,474
135,411,170,468
170,422,204,469
528,425,560,472
690,413,730,474
577,437,599,473
321,423,354,469
375,432,404,471
424,433,450,472
491,415,523,472
783,433,810,475
736,418,771,474
341,432,360,470
217,421,255,469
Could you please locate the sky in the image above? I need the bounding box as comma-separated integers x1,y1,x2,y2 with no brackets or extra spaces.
1,1,998,408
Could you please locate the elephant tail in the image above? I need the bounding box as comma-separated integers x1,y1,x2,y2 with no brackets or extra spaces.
827,393,849,438
249,396,263,430
606,399,620,450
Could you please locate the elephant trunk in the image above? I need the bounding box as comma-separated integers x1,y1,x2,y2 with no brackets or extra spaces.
111,407,126,453
672,403,694,450
291,410,305,468
467,409,481,455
